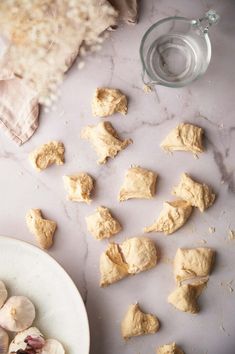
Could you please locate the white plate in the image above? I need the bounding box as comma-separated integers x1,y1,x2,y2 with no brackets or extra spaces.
0,236,90,353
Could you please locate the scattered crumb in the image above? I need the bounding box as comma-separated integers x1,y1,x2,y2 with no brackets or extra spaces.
162,257,173,265
193,153,199,159
143,84,152,93
226,281,234,293
208,227,215,234
219,123,224,129
58,110,65,119
219,323,230,336
78,61,85,70
197,239,207,245
221,180,225,184
220,280,234,293
228,229,235,241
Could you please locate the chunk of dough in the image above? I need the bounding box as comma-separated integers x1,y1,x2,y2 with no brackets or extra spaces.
100,243,129,287
156,342,184,354
92,87,128,117
161,123,204,154
63,173,94,203
120,237,157,274
29,141,65,171
174,248,214,284
119,166,157,201
144,200,192,235
26,209,57,249
100,237,157,287
168,281,207,314
121,303,160,340
172,173,215,212
86,206,122,240
81,121,132,164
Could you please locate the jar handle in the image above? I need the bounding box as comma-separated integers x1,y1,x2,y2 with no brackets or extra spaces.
142,67,159,87
192,9,220,34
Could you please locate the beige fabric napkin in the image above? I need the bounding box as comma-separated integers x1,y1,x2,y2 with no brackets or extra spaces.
0,74,39,145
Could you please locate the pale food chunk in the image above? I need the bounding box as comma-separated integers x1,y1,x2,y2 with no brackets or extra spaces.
168,281,207,314
29,141,64,171
121,303,160,339
120,237,157,274
100,237,157,287
26,209,57,249
92,87,128,117
100,243,129,287
174,247,214,284
172,173,215,212
81,121,132,164
156,342,185,354
86,206,121,240
161,123,204,154
144,200,192,235
119,166,157,201
63,173,94,203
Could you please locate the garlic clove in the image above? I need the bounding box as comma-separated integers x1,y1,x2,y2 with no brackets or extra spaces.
0,281,7,309
0,328,9,354
8,327,43,353
0,296,35,332
41,339,65,354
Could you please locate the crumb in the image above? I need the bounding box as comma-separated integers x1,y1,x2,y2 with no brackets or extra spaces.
226,281,234,293
228,229,235,241
58,110,65,119
219,123,224,129
143,84,152,93
78,61,85,70
193,154,199,159
219,323,230,336
220,280,234,293
197,239,207,245
208,227,215,234
221,180,225,184
162,257,173,265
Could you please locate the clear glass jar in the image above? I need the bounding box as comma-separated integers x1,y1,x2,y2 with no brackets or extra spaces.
140,10,219,88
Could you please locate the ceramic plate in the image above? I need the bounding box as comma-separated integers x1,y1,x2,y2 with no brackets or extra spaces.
0,236,90,353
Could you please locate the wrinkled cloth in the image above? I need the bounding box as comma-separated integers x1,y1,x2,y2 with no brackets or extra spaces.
109,0,139,24
0,74,39,145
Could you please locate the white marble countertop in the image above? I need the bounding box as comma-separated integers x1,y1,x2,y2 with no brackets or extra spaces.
0,1,235,354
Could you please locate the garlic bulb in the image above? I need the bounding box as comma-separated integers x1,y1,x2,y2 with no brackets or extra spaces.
0,281,7,309
0,296,35,332
0,328,8,354
41,339,65,354
8,327,44,353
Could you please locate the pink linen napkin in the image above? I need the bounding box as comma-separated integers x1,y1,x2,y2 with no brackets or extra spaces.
0,73,39,146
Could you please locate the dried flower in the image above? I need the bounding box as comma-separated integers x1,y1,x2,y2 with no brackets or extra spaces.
0,0,117,104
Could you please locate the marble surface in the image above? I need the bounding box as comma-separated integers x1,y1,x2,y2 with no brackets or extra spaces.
0,1,235,353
